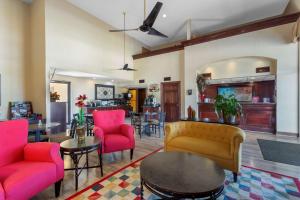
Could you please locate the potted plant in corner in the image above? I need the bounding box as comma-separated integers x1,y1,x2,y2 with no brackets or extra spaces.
196,74,207,102
214,94,242,124
75,94,87,143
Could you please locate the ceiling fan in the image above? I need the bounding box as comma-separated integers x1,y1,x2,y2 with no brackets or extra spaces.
109,1,167,38
117,12,137,71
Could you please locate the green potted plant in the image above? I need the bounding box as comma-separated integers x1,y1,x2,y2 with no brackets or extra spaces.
214,95,225,121
75,94,87,143
214,94,242,124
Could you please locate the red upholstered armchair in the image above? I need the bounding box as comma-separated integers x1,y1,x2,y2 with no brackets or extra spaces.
93,110,135,160
0,120,64,200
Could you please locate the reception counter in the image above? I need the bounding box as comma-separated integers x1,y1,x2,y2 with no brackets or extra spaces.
198,102,276,133
85,105,131,117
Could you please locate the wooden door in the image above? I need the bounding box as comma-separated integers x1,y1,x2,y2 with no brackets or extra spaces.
137,88,146,113
161,81,181,122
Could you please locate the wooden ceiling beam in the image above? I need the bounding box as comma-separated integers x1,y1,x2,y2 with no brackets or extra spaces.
132,12,300,60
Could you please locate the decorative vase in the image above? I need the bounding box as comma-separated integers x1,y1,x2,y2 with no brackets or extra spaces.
191,110,196,120
76,126,85,143
215,109,223,123
187,106,193,120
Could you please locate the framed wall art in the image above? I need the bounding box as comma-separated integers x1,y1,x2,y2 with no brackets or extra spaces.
95,84,115,100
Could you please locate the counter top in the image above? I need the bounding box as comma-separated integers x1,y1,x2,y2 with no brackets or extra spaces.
198,102,275,105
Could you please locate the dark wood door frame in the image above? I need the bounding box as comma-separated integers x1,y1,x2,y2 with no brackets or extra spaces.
50,80,71,124
161,81,181,122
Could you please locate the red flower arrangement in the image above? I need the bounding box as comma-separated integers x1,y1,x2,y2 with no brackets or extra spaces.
75,94,87,108
75,94,87,126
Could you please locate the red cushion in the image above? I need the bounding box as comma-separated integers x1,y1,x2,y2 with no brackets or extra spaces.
0,120,28,167
104,134,131,153
0,161,57,200
93,110,125,134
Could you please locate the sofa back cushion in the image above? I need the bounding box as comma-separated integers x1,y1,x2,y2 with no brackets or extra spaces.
0,119,28,167
93,110,125,134
177,121,239,144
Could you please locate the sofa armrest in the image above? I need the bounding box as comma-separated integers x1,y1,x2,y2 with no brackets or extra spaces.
164,122,182,146
120,124,135,147
93,126,104,152
0,182,4,200
231,128,246,148
24,142,60,162
24,142,64,180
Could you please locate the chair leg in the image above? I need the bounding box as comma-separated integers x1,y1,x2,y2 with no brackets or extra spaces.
233,172,238,182
55,179,62,197
130,149,134,160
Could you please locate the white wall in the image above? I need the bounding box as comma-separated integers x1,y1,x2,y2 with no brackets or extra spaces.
184,23,298,134
45,0,143,81
199,56,276,79
44,0,144,120
133,50,185,115
52,75,128,116
0,0,29,119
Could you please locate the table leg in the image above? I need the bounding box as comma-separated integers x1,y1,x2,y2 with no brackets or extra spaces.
140,178,144,199
60,149,64,160
86,150,89,168
70,153,79,190
98,144,103,176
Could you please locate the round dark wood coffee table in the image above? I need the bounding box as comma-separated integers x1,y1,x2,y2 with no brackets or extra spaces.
140,152,225,199
60,136,103,190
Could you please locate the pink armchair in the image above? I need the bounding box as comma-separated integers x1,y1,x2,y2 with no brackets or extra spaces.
93,110,135,160
0,119,64,200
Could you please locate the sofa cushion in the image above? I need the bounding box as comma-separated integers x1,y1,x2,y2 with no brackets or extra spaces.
167,136,232,159
104,134,130,153
0,161,57,200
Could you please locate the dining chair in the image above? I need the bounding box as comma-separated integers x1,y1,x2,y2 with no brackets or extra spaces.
153,112,166,137
86,116,94,136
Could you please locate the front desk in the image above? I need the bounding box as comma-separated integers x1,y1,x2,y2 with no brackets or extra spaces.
198,102,276,133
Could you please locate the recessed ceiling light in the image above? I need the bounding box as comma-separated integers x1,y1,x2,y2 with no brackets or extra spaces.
162,14,167,18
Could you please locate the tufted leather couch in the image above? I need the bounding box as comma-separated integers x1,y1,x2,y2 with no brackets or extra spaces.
164,121,245,182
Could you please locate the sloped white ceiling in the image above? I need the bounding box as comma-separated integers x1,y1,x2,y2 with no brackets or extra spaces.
67,0,289,48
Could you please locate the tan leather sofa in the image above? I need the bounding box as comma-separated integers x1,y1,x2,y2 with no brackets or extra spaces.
164,121,245,182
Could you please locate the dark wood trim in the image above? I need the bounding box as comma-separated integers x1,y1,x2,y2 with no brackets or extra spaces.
133,45,183,60
50,80,71,124
132,12,300,60
182,12,300,47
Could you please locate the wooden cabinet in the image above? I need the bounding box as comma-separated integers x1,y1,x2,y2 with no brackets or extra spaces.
50,102,67,133
198,103,276,133
240,104,276,133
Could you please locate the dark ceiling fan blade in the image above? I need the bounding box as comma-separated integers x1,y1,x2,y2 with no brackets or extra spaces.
123,64,129,69
148,27,168,38
143,2,163,28
109,28,139,32
125,68,137,71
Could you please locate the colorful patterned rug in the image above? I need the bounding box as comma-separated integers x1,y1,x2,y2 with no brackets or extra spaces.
67,150,300,200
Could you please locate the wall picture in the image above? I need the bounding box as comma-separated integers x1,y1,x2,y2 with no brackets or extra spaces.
95,84,115,100
218,86,252,101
